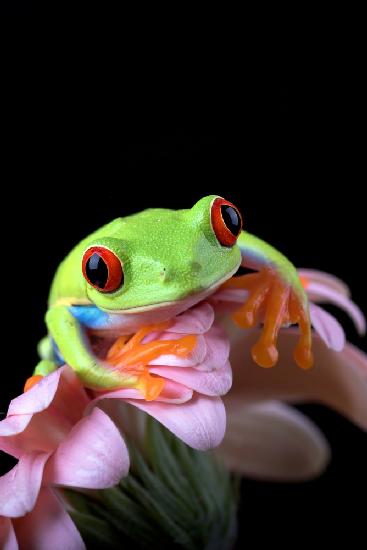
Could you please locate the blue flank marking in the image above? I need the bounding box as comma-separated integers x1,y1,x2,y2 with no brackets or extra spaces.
69,305,126,330
69,305,116,330
52,339,65,366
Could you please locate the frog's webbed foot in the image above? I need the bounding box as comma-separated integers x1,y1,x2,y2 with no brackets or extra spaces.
106,322,197,400
224,270,313,370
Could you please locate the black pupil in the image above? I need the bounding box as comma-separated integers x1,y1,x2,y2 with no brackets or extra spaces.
86,253,108,289
221,205,241,236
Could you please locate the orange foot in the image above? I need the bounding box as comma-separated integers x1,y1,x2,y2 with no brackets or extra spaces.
223,271,313,370
106,322,198,401
24,374,43,392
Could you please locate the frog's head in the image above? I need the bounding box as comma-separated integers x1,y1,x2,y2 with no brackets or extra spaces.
81,195,243,312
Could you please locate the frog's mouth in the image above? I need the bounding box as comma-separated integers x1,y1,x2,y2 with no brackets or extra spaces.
79,268,240,337
103,267,239,315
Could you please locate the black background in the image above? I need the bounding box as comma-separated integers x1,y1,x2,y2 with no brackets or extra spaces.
0,0,31,15
1,73,366,547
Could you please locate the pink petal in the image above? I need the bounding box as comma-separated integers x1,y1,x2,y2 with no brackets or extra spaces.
307,282,366,335
96,400,147,444
0,452,49,517
0,368,90,458
310,303,346,351
127,394,226,450
228,324,367,430
216,400,330,481
0,369,65,451
148,334,207,367
166,302,215,334
149,360,232,397
148,324,229,371
7,367,89,421
0,518,18,550
343,343,367,375
92,379,193,404
13,488,85,550
197,324,230,371
45,408,129,489
156,381,194,403
7,369,63,417
0,416,29,441
208,302,239,315
298,269,351,297
0,416,61,459
209,288,250,315
210,287,249,304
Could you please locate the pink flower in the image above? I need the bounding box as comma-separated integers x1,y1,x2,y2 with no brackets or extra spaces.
213,270,367,481
2,266,364,548
0,302,231,547
0,484,84,550
0,367,129,550
91,302,231,451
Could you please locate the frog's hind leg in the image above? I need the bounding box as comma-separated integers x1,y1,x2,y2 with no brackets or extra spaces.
23,359,59,392
35,335,62,374
23,336,60,392
34,359,59,376
37,335,55,361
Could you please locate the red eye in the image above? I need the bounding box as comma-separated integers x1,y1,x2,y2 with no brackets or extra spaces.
211,197,243,247
82,246,124,292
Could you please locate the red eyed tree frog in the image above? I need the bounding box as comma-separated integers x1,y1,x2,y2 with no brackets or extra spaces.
31,196,313,393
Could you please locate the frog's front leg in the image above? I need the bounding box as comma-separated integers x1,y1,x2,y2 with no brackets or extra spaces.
44,305,138,390
225,231,313,370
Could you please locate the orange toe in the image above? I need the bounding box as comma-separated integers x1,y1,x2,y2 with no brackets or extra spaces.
24,375,43,392
105,323,197,401
225,270,313,371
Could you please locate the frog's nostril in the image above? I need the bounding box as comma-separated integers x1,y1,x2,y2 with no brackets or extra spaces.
190,262,202,274
159,263,201,282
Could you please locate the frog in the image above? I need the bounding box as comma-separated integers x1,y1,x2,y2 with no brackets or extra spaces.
28,195,313,396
